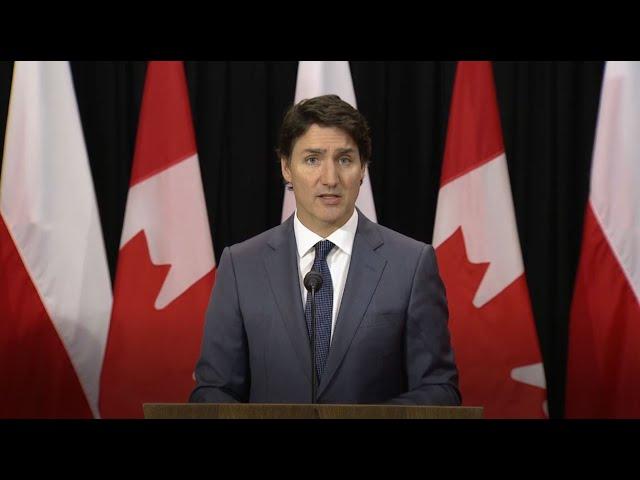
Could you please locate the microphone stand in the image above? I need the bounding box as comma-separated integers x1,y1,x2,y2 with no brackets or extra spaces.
304,270,322,404
310,285,317,404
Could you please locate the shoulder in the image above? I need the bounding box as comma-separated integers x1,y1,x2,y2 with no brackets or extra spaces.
222,218,291,262
358,215,437,276
376,222,431,253
359,212,432,256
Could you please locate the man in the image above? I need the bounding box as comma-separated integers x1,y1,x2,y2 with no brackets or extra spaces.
190,95,460,405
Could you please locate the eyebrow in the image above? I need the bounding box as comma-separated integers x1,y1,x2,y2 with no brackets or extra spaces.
302,149,326,154
301,148,356,155
335,148,356,155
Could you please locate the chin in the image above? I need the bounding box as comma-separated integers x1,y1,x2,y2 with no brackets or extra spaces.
317,210,346,225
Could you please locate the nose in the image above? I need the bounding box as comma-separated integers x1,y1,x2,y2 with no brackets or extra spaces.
320,159,338,187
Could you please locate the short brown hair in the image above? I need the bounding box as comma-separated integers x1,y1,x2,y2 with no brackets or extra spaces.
276,94,371,166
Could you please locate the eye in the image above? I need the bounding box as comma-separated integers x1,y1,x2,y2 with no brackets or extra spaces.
338,156,352,166
305,156,319,165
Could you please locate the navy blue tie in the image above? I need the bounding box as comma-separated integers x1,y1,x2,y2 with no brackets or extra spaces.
304,240,335,383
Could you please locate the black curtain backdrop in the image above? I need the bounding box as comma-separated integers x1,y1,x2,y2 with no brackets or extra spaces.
0,61,606,419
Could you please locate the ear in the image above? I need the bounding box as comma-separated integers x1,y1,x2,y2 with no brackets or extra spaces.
281,157,292,183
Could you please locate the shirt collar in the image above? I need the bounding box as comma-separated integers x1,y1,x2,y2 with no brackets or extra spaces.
293,208,359,258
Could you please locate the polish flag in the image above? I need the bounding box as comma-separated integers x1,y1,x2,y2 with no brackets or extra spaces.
281,61,377,223
99,61,216,418
0,62,112,418
565,61,640,418
433,61,547,418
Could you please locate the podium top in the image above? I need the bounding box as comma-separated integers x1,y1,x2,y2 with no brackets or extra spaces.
143,403,483,419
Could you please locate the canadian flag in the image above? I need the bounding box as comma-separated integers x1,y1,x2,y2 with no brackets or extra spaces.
565,61,640,418
281,61,377,223
0,62,112,418
433,61,547,418
99,61,216,418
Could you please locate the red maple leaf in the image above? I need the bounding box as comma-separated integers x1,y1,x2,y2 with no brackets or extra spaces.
436,227,546,418
100,231,215,418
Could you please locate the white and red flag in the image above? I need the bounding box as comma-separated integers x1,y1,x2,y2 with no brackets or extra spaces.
565,61,640,418
281,61,377,223
99,61,216,418
0,61,112,418
433,61,547,418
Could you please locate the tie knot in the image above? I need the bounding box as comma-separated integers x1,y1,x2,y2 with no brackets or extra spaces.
314,240,335,261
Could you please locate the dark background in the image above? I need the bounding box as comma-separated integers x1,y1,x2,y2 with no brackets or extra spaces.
0,61,606,418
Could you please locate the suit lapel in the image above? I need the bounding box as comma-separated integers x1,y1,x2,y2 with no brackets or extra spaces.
263,216,311,384
318,211,387,398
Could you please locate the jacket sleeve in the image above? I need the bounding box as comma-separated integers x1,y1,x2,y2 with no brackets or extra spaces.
387,244,461,406
189,246,250,403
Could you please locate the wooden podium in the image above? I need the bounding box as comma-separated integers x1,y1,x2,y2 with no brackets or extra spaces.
143,403,483,419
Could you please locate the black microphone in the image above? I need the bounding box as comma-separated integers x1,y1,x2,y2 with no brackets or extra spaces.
303,271,322,292
304,270,323,403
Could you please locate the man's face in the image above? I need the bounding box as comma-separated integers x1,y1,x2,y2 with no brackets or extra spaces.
281,124,365,236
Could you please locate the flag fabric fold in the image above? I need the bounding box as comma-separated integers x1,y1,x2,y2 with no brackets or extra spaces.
0,61,112,418
565,61,640,418
433,61,547,418
99,61,216,418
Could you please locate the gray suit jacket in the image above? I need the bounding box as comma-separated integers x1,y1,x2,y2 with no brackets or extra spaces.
190,210,460,405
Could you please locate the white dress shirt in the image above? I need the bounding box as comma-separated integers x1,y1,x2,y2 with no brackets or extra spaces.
293,208,358,344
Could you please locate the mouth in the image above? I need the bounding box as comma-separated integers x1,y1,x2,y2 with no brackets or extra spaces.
317,194,342,205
